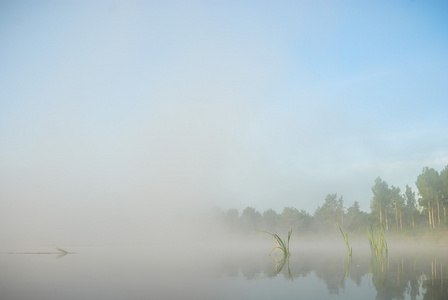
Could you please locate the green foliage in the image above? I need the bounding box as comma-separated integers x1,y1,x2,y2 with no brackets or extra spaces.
370,177,391,225
314,194,343,228
441,166,448,224
367,218,388,258
440,166,448,205
416,167,443,228
262,209,278,232
345,201,369,232
337,222,352,258
416,167,440,212
241,207,262,232
216,164,448,236
404,185,416,210
258,229,292,258
404,184,417,227
278,207,300,231
390,185,404,230
296,209,313,233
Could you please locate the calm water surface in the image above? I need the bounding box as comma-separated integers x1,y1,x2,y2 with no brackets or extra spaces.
1,243,447,299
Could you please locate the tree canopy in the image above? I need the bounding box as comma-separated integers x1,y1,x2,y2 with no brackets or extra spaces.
216,165,447,235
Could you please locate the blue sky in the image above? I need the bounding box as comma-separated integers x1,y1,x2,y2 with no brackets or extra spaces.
1,1,447,243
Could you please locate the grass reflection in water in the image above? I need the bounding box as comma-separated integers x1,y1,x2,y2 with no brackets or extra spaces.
217,244,448,298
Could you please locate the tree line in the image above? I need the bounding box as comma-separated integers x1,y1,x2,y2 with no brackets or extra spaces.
211,165,448,235
371,166,448,231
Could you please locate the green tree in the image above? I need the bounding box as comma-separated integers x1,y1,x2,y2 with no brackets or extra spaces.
279,207,300,232
261,209,278,232
390,185,404,230
440,165,448,224
403,185,416,228
345,201,362,232
370,177,391,229
314,193,343,232
416,167,441,228
297,209,313,234
240,207,261,233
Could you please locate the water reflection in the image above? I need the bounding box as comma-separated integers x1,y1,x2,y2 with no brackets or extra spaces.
274,256,292,281
216,248,448,299
1,244,447,299
4,247,74,259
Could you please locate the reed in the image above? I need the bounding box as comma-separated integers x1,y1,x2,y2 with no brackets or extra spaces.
337,222,352,258
367,218,388,258
366,218,389,285
258,229,292,257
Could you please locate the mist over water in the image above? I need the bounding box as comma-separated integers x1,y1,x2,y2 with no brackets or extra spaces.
1,1,448,299
2,0,448,247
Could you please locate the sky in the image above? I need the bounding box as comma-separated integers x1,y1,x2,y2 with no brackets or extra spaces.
1,1,447,244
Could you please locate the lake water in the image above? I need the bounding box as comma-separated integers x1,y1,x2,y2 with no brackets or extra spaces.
1,242,447,299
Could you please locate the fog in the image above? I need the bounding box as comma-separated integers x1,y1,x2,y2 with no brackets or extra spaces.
1,1,448,247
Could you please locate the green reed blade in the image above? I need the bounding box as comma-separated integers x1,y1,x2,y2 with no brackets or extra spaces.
258,229,291,257
337,222,352,258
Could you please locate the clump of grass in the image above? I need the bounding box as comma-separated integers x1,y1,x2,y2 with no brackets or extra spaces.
366,218,389,285
337,223,352,258
367,218,388,258
258,229,292,257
